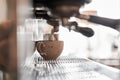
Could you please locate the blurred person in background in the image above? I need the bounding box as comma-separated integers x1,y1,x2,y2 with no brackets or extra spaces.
0,21,14,61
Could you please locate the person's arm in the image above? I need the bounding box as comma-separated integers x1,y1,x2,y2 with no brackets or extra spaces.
78,14,120,29
0,21,14,41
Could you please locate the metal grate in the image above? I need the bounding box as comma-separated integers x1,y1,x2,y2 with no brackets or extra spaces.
20,57,113,80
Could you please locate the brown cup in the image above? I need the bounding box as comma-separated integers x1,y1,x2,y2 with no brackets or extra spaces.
36,40,64,60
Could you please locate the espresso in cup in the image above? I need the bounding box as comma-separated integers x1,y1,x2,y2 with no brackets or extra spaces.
36,40,64,60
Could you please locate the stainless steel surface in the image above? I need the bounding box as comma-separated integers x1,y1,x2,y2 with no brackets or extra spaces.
20,56,120,80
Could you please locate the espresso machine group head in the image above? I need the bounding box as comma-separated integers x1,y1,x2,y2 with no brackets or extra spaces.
32,0,94,37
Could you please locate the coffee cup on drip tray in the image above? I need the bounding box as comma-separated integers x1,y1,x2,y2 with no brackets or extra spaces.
36,34,64,60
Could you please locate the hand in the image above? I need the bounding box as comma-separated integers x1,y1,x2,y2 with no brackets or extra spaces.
76,14,90,20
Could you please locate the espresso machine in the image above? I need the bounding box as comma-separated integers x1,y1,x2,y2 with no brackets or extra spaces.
31,0,95,61
18,0,119,80
32,0,94,37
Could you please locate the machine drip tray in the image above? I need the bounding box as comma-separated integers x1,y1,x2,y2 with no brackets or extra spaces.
20,56,120,80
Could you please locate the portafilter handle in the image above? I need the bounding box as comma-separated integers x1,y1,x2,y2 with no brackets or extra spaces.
75,26,94,37
68,22,94,37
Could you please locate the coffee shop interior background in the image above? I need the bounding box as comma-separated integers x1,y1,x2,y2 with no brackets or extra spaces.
0,0,120,79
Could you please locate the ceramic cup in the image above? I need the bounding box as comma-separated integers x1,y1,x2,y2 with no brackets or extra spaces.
36,40,64,60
